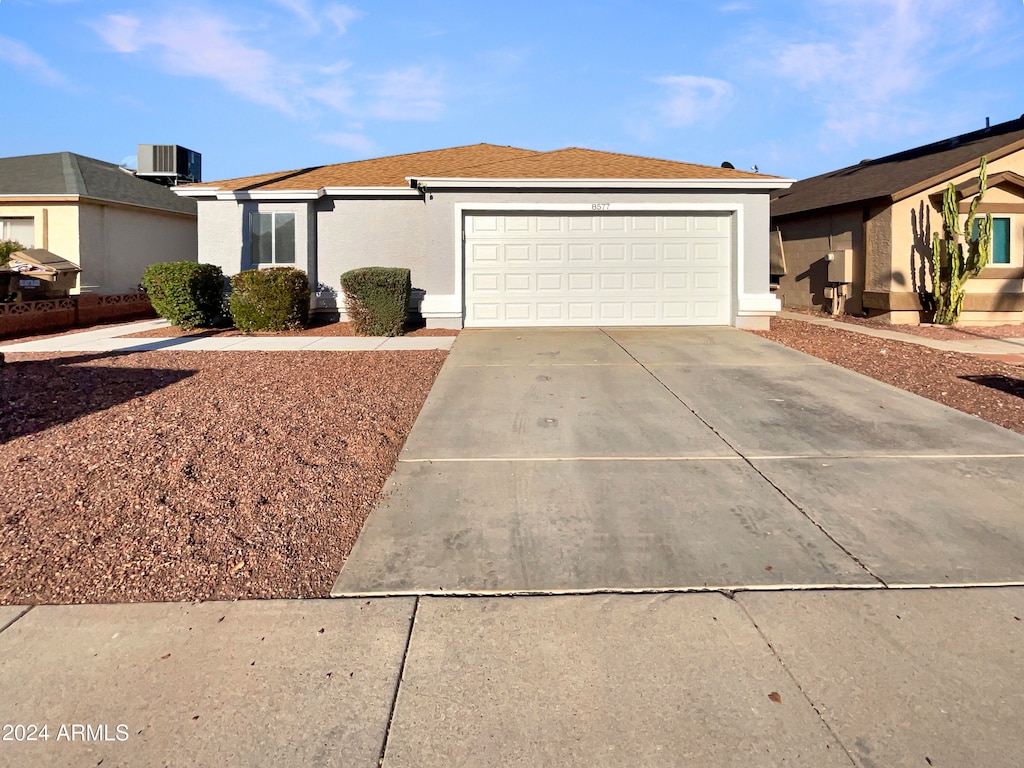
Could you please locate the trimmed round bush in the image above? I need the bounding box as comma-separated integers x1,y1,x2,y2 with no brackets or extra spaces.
141,262,224,329
228,267,311,333
340,267,411,336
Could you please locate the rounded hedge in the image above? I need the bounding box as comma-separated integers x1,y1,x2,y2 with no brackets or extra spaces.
340,267,411,336
228,267,311,333
141,262,224,329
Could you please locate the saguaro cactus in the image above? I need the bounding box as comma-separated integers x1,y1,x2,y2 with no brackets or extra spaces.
931,157,992,324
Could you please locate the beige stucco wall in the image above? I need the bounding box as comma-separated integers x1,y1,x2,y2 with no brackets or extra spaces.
2,199,197,294
889,149,1024,305
0,201,81,265
78,202,198,293
772,206,865,313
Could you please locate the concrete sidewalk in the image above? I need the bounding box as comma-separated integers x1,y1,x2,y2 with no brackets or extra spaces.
780,310,1024,358
0,318,456,353
2,588,1022,767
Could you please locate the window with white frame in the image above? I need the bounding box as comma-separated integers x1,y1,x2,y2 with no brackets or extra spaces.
249,212,295,265
0,218,35,248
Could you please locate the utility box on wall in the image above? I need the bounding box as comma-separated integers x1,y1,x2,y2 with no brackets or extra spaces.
825,249,853,284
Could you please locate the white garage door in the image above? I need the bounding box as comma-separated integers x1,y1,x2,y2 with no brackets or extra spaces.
464,212,731,327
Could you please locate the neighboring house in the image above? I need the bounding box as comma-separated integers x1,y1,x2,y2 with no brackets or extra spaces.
175,144,791,329
0,152,198,295
771,115,1024,324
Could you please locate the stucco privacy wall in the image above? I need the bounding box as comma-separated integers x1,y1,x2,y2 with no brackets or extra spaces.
77,203,198,294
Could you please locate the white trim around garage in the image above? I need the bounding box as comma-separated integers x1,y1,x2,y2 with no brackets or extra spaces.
431,201,769,328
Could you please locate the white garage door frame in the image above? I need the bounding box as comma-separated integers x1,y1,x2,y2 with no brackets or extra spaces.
454,201,746,328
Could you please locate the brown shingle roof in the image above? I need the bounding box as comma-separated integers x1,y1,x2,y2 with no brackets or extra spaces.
186,144,537,191
772,115,1024,218
185,143,781,193
414,147,777,180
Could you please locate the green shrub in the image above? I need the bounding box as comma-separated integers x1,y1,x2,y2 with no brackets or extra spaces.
228,267,310,333
141,262,224,329
340,267,411,336
0,240,26,268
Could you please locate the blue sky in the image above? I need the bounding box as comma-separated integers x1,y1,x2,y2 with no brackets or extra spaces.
2,0,1022,182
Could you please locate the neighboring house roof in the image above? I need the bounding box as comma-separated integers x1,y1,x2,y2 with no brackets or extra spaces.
772,115,1024,218
180,143,785,195
0,152,197,216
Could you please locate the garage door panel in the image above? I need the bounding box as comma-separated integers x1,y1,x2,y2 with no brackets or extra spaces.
631,243,657,262
536,273,563,291
568,273,595,291
599,273,628,291
537,244,563,262
663,243,690,262
464,213,731,327
472,273,500,292
469,243,500,263
568,244,595,262
505,244,531,261
694,242,727,264
599,243,626,262
504,273,531,292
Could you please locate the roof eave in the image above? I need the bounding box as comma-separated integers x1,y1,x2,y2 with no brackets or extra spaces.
174,186,421,200
406,176,794,191
890,135,1024,204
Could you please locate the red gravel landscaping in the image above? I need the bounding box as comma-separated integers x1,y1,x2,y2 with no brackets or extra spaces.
0,349,446,605
751,318,1024,435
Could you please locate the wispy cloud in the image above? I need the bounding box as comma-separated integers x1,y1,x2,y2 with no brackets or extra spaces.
366,67,444,120
0,34,70,87
718,3,752,11
654,75,733,127
324,4,360,35
316,132,377,156
93,10,295,114
770,0,1002,145
272,0,359,35
91,6,440,124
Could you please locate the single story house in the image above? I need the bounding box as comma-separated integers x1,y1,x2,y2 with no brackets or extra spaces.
0,152,198,295
174,144,792,329
771,115,1024,324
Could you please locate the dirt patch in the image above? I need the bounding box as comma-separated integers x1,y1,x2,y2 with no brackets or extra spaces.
0,349,447,605
123,321,460,339
752,318,1024,435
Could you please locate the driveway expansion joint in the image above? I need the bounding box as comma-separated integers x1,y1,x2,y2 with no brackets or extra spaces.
735,597,862,768
377,595,419,768
598,327,888,588
0,606,32,635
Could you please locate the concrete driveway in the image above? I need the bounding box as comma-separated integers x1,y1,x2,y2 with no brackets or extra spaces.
333,327,1024,595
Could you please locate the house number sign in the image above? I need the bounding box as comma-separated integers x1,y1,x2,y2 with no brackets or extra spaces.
591,203,611,211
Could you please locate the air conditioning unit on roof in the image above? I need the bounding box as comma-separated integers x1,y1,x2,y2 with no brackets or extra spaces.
136,144,202,184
